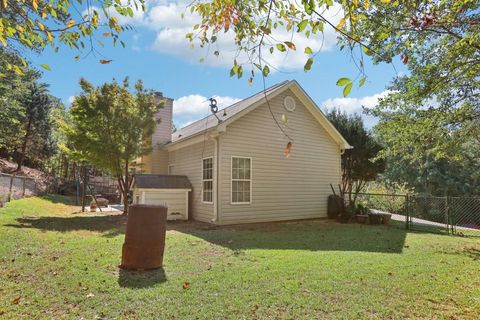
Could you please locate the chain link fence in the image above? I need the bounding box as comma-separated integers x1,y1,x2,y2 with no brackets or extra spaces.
353,192,480,236
0,173,44,206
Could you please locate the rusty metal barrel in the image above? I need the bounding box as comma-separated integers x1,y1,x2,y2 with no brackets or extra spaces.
120,204,168,270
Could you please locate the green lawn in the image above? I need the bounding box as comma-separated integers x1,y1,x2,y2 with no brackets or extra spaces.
1,196,479,319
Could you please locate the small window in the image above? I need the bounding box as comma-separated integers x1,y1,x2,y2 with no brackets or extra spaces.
231,157,251,204
202,158,213,203
168,164,175,175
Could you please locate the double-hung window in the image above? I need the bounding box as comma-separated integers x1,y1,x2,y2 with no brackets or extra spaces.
231,157,251,204
202,158,213,203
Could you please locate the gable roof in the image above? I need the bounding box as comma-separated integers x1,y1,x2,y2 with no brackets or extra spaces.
170,80,352,149
134,174,192,189
171,81,289,143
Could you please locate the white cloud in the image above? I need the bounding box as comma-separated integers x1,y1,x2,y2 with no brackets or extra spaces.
67,96,75,105
173,94,241,127
321,91,391,128
108,1,343,71
147,2,342,70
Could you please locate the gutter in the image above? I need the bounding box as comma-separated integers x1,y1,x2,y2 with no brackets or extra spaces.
212,135,220,223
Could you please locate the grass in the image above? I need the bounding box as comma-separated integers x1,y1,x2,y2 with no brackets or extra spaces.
1,196,479,319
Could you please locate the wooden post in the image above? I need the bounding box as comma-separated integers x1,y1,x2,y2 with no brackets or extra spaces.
81,166,87,212
8,173,15,202
22,176,26,197
405,194,410,230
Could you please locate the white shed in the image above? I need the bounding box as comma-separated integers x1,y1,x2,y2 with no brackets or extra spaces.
132,174,192,221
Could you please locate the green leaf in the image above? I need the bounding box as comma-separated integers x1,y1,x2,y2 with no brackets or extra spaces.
304,58,313,72
40,64,51,71
362,45,373,56
343,83,353,97
336,77,351,86
237,65,243,79
359,77,366,87
304,47,313,55
297,20,308,32
276,43,286,52
262,65,270,77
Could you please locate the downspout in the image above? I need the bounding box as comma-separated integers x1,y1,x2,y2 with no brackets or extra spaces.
212,136,220,223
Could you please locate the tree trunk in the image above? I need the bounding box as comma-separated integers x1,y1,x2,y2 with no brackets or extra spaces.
123,160,129,215
81,166,87,212
16,115,33,172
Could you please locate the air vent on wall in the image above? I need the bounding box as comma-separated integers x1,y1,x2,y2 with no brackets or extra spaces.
283,96,296,112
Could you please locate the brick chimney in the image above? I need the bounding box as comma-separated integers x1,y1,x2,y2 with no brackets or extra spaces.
139,92,173,174
152,92,173,144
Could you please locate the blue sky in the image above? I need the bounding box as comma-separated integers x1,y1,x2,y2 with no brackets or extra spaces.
27,1,404,128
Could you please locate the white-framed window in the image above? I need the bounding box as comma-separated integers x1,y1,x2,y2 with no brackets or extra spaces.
168,164,175,175
231,157,252,204
202,157,213,203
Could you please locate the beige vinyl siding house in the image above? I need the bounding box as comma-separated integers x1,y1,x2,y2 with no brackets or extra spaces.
217,90,342,224
134,80,351,225
167,140,215,223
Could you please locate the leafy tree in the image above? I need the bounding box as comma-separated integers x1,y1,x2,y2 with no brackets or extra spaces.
0,0,145,73
15,82,60,171
61,78,159,214
325,108,385,204
374,114,480,196
189,1,479,92
0,49,38,148
0,48,61,171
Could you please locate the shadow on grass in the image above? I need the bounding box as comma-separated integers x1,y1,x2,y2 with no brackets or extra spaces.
6,212,409,253
169,219,409,254
118,268,167,288
6,214,127,237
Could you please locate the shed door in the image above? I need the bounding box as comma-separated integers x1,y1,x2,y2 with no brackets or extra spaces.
144,190,187,220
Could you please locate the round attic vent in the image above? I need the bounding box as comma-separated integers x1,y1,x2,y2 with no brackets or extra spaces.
283,96,296,112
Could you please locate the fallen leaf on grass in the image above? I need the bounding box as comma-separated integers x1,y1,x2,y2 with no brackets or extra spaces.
11,296,21,304
182,282,190,289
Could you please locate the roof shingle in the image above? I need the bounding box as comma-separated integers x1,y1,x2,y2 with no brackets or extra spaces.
134,174,192,189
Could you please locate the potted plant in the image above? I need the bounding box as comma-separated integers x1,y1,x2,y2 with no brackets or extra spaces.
368,210,383,225
381,213,392,225
338,203,355,223
355,204,369,224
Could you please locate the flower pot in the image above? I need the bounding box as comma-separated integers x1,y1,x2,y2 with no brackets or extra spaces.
368,213,383,225
381,213,392,225
356,214,368,224
90,203,97,212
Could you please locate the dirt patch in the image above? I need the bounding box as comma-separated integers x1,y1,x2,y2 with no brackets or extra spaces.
0,158,52,190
